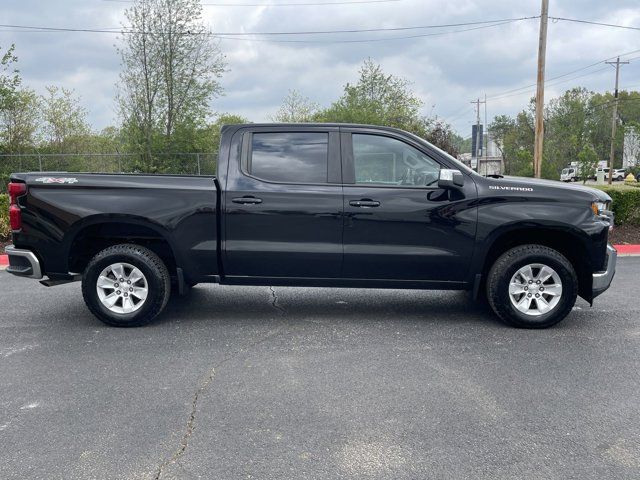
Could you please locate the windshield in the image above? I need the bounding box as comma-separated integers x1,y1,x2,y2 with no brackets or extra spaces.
562,169,569,174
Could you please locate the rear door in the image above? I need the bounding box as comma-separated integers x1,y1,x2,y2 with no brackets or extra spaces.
223,126,343,278
340,128,477,283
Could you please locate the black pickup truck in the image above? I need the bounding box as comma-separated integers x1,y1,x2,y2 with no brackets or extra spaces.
6,123,616,328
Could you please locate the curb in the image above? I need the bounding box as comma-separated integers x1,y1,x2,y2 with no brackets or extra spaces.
614,244,640,256
2,244,640,271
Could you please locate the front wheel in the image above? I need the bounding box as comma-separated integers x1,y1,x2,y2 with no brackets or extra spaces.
81,244,171,327
486,245,578,328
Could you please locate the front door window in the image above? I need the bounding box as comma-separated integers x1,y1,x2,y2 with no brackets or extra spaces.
353,134,441,188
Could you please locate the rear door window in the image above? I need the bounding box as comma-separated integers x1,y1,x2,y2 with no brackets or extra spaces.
249,132,329,184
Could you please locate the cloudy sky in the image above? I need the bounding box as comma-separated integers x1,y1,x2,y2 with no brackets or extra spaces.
1,0,639,138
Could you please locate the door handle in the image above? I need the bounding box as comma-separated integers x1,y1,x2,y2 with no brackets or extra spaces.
349,199,380,208
232,196,263,205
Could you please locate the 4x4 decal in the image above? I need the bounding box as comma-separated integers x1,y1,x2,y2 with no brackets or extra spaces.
34,177,79,184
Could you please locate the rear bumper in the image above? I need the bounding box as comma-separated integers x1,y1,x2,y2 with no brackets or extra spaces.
5,246,43,279
592,244,616,299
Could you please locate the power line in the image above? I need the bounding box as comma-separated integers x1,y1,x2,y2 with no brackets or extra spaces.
214,20,527,44
0,19,534,44
450,67,639,133
530,97,640,121
207,17,534,35
441,104,476,125
550,17,640,32
0,17,536,37
486,48,640,101
489,66,611,102
102,0,402,5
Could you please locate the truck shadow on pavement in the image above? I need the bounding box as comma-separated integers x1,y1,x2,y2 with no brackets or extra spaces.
157,285,504,328
3,271,595,330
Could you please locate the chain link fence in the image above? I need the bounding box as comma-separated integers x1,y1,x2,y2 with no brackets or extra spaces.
0,153,217,193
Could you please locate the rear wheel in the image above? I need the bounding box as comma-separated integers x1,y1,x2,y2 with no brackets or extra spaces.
82,244,171,327
486,245,578,328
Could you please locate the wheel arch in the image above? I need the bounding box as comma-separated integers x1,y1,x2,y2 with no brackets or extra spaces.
64,215,180,277
475,224,593,302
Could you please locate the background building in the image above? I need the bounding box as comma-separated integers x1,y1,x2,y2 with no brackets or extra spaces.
623,128,640,169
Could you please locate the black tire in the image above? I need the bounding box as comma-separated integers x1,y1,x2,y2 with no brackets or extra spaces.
486,244,578,329
82,244,171,327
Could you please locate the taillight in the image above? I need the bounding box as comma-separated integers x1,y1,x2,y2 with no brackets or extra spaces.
8,182,27,231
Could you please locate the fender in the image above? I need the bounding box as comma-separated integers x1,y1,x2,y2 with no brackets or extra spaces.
466,196,605,287
62,214,182,272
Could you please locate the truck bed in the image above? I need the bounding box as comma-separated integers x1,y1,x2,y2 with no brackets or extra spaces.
9,173,220,283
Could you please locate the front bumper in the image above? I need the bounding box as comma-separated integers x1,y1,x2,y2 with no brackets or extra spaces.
5,246,43,279
592,244,617,299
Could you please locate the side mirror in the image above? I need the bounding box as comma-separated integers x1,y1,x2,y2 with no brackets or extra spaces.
438,169,464,189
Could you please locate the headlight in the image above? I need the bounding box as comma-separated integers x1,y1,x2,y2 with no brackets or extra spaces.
591,201,609,216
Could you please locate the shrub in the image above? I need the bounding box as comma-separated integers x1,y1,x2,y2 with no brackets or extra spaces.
0,194,9,240
595,185,640,226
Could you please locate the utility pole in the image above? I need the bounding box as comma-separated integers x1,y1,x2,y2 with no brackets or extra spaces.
471,97,486,172
484,93,488,165
605,56,629,185
533,0,549,178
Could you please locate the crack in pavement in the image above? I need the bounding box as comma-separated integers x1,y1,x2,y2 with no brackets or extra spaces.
269,286,286,314
154,286,287,479
153,366,216,480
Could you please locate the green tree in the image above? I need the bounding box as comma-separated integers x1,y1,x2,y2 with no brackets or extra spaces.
316,59,459,155
543,88,592,177
117,0,226,169
40,86,90,153
0,44,20,104
317,59,423,131
488,114,516,172
501,108,535,176
493,87,640,179
0,44,25,154
271,90,319,123
514,149,534,177
0,88,40,154
576,144,598,184
208,112,249,152
422,118,461,157
454,135,471,155
588,90,640,167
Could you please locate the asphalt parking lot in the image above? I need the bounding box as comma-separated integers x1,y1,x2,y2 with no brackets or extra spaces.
1,258,639,479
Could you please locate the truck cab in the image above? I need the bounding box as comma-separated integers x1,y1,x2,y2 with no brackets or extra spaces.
560,167,577,182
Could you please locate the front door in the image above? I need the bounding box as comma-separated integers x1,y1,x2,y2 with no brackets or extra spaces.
224,127,343,278
341,130,477,282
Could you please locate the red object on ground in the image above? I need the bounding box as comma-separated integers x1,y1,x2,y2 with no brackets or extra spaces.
0,255,8,266
615,244,640,255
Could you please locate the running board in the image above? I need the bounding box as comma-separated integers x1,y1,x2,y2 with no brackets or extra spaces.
40,275,82,287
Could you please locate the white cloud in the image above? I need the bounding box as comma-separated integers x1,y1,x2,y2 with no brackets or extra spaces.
0,0,638,138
